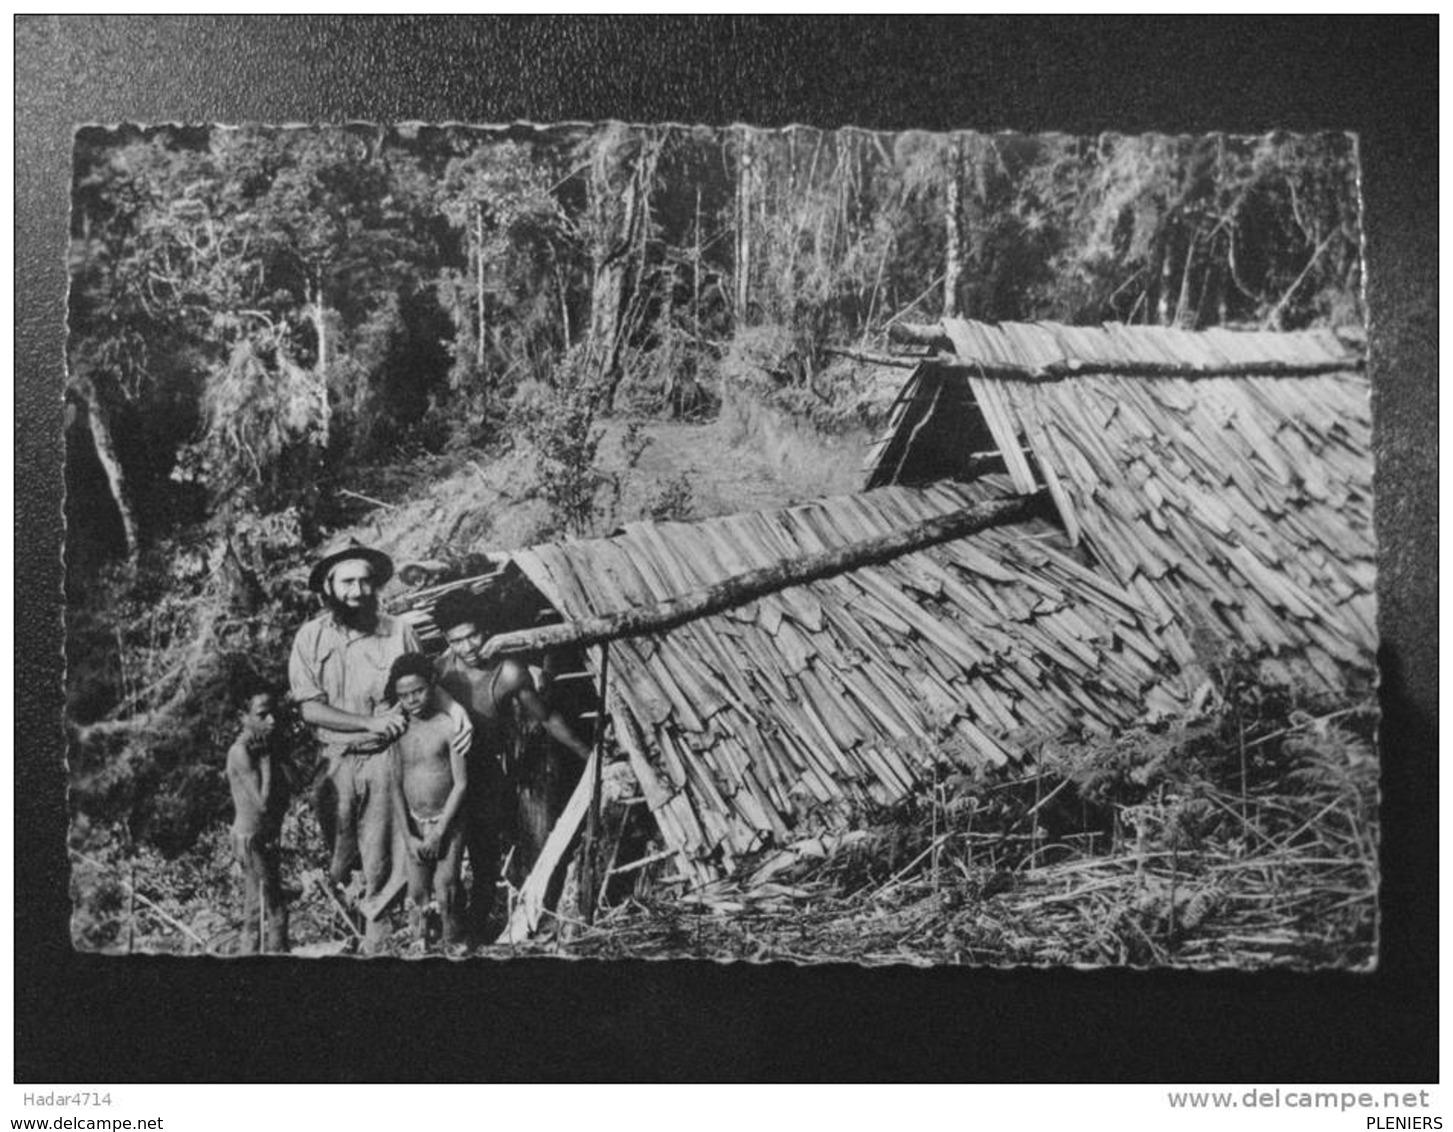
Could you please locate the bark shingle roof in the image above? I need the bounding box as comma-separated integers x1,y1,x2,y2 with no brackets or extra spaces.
865,319,1375,693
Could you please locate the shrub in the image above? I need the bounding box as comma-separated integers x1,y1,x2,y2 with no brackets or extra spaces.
643,472,696,523
511,349,650,538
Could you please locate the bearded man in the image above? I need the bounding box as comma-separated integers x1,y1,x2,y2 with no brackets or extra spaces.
289,539,470,952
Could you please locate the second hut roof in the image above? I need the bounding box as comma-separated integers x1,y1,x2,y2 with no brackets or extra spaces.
866,319,1375,694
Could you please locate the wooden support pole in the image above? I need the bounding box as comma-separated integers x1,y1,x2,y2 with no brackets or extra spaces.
579,643,610,924
505,752,599,943
478,494,1044,663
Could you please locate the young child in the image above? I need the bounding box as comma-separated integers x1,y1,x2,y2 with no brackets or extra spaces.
226,679,289,954
386,653,469,952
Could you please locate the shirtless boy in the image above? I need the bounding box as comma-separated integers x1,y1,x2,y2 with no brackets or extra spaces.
386,653,469,951
226,680,289,954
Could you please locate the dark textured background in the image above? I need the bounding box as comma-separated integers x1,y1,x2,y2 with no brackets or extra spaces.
16,15,1436,1082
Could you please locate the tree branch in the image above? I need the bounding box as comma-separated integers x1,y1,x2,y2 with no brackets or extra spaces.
821,346,920,368
1260,230,1339,331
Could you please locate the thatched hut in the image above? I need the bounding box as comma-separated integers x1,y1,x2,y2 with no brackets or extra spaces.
398,317,1374,919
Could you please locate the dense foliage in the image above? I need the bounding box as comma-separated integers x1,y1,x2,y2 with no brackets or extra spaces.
69,123,1361,564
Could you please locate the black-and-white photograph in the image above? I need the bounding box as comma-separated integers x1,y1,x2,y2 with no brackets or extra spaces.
65,120,1376,969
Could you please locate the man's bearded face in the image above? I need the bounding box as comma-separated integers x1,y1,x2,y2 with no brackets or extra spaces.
325,558,379,624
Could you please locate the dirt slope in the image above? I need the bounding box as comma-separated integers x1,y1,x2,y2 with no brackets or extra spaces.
335,411,874,583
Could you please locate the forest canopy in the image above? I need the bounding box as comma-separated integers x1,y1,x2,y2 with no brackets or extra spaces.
69,121,1362,566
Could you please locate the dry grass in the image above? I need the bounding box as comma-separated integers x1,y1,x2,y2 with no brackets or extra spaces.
498,702,1378,970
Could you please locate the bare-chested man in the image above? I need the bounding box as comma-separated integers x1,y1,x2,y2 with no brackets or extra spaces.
431,590,591,939
289,539,470,953
385,653,468,951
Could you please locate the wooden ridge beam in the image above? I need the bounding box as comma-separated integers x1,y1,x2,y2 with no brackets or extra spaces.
477,493,1047,663
930,357,1363,382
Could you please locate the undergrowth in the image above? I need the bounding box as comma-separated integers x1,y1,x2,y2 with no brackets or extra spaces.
511,694,1378,970
69,684,1378,968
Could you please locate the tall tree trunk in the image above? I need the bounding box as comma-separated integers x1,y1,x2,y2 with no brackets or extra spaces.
78,377,139,561
667,186,701,416
1156,226,1177,326
588,135,657,409
1174,231,1199,328
218,525,262,614
693,187,702,347
587,211,632,391
735,126,753,327
551,246,572,348
1213,254,1229,324
943,135,963,318
474,202,487,378
309,280,330,449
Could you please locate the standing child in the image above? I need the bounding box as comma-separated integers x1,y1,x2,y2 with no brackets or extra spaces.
226,679,289,954
386,653,469,952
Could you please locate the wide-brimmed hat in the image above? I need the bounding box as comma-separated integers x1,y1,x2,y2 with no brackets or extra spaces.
308,538,394,593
